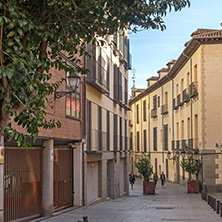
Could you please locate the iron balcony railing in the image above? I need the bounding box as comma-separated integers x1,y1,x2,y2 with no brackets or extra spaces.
88,129,108,152
182,89,190,103
151,108,157,118
161,104,168,115
177,94,181,107
173,98,178,110
86,60,109,94
189,82,198,98
181,139,187,149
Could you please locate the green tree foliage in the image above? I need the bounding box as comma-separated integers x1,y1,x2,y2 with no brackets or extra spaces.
181,155,202,181
0,0,190,148
135,157,153,181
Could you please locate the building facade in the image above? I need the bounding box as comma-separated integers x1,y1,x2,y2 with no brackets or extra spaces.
130,29,222,192
84,31,131,205
3,52,85,222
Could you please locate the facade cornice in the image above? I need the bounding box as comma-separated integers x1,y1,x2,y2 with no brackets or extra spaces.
130,36,222,105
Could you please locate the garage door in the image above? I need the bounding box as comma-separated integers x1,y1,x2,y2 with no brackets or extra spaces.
4,147,42,222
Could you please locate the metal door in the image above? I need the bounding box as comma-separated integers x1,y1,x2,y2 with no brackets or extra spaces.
4,147,42,222
53,148,72,210
107,161,111,198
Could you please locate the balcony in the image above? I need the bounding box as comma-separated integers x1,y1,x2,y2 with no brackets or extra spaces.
87,129,108,153
189,82,198,98
86,58,109,94
151,108,157,118
171,140,180,150
177,94,182,107
181,139,187,149
182,89,190,103
173,98,178,110
188,138,199,150
161,104,168,115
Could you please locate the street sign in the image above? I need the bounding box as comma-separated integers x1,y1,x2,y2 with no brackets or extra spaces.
215,142,222,149
0,147,4,163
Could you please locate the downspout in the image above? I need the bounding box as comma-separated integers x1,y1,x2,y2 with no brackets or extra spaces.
183,52,193,142
162,86,164,166
82,66,87,206
148,95,151,159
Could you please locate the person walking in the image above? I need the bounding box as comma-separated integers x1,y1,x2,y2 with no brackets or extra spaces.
129,173,136,190
153,173,158,186
160,172,165,186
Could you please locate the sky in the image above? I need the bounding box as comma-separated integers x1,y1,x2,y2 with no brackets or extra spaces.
129,0,222,89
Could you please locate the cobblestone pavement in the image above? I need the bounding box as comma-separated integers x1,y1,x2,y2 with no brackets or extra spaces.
40,179,222,222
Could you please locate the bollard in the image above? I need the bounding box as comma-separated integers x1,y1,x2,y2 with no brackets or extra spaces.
220,202,222,217
213,197,216,211
83,216,89,222
217,200,220,214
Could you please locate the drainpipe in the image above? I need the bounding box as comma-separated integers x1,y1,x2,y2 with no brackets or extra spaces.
162,86,164,166
148,95,151,159
183,53,193,142
172,79,174,163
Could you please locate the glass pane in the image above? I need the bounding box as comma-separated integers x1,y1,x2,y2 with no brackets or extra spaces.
66,96,71,116
71,94,76,117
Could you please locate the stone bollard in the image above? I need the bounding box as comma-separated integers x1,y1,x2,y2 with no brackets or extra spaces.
220,202,222,217
83,216,88,222
213,197,216,211
217,200,220,214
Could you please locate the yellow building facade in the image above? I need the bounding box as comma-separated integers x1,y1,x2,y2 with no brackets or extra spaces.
130,29,222,192
84,31,131,205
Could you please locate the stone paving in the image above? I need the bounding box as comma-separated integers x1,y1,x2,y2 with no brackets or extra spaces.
39,179,222,222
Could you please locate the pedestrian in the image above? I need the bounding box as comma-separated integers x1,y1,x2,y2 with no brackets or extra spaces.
153,173,158,186
129,173,135,190
160,171,165,186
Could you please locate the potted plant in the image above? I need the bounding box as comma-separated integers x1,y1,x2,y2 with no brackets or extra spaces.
135,158,155,195
181,155,202,193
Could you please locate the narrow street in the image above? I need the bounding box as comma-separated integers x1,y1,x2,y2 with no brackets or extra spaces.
40,178,222,222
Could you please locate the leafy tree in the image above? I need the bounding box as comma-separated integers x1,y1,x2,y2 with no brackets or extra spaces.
181,155,202,181
0,0,190,149
135,157,153,181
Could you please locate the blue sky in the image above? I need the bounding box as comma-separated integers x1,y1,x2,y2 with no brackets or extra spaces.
129,0,222,89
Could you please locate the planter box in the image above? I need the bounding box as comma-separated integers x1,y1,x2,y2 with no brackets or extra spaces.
188,180,199,193
143,181,155,195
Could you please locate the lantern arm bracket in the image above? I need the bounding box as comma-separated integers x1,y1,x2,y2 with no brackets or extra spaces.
54,90,73,100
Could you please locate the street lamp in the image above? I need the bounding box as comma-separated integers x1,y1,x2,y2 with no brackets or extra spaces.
54,72,80,100
167,150,180,160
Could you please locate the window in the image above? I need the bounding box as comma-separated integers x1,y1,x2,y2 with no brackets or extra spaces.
130,132,133,151
181,79,184,93
106,58,110,91
166,159,169,178
153,127,157,151
194,64,198,91
125,120,127,150
163,124,168,151
98,106,102,150
136,104,139,123
107,111,110,150
153,95,157,109
119,117,122,150
114,114,118,151
125,77,128,104
65,72,81,119
158,96,160,107
87,101,91,150
176,84,179,96
143,130,147,152
118,70,123,102
155,158,158,174
165,92,168,111
194,114,198,148
187,118,191,139
143,100,147,121
113,65,118,100
137,132,140,151
187,72,190,89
